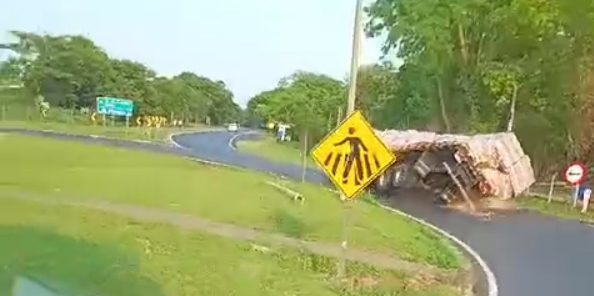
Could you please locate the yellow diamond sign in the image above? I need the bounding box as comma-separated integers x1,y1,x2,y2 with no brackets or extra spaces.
311,110,396,199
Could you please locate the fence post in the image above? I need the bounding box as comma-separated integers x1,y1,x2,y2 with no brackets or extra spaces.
572,184,580,208
547,173,557,203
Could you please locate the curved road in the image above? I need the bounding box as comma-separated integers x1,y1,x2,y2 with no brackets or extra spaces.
173,130,594,296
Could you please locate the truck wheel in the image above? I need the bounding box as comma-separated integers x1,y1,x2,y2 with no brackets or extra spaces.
373,170,393,196
393,165,419,188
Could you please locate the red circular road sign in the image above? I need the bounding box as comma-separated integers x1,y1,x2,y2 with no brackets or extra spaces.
563,162,588,185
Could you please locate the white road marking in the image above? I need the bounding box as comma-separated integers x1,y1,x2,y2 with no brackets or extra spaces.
375,203,498,296
168,129,227,151
228,133,241,150
168,132,193,151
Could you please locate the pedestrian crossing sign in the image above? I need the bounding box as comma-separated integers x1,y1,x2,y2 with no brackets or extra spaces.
311,110,396,199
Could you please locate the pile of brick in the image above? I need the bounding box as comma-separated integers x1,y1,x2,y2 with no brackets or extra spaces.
375,129,535,199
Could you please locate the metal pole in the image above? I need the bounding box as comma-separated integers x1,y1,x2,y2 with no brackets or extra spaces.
125,115,130,136
346,0,363,115
547,173,557,203
573,184,579,207
338,0,363,279
301,129,308,183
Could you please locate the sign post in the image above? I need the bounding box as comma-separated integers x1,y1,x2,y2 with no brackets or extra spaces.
90,112,97,125
96,97,134,129
125,115,130,135
311,110,396,277
318,0,366,278
563,162,588,207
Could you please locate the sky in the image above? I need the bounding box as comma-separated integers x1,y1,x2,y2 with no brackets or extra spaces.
0,0,388,107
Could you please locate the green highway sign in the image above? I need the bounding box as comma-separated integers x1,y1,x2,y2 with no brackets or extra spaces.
96,97,134,117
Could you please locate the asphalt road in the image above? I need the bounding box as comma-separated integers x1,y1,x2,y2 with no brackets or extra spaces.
173,130,594,296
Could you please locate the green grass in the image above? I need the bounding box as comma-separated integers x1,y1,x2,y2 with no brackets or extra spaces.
518,196,594,222
0,100,218,143
237,136,317,167
0,198,459,296
0,134,463,270
0,120,216,143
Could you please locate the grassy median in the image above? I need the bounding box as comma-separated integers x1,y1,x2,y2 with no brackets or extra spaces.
0,134,463,270
0,198,459,296
236,136,317,167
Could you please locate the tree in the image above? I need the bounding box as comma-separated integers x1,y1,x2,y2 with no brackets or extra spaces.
365,0,594,176
2,31,242,124
356,64,400,128
5,33,114,107
0,58,23,86
246,71,345,145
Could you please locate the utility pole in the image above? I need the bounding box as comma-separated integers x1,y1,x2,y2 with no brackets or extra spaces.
346,0,363,116
338,0,363,279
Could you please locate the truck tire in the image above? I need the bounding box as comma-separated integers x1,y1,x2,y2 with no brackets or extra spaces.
373,170,393,196
388,163,419,189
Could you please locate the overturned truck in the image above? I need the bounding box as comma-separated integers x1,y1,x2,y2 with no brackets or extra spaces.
372,130,536,204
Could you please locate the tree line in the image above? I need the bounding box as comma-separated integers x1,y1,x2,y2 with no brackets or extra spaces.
0,31,241,125
246,0,594,178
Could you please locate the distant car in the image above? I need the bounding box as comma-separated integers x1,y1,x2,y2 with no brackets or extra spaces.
227,123,239,132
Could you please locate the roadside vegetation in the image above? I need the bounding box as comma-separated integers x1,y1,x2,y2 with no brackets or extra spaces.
518,196,594,223
244,0,594,184
0,32,242,134
0,134,463,270
0,88,218,142
0,119,214,143
0,198,460,296
236,135,316,167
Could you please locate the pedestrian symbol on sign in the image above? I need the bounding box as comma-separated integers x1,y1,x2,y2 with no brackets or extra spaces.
311,111,396,199
323,126,382,186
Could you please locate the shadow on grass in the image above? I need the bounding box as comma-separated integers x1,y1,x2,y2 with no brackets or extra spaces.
272,209,308,238
0,226,163,296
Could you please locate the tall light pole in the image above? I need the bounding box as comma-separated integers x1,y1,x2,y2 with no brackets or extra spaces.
346,0,364,116
338,0,364,279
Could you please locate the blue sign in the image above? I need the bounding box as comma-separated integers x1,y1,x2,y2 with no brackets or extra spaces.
96,97,134,117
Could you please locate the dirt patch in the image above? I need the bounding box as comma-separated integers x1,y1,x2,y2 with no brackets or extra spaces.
478,198,518,211
0,192,458,283
446,190,520,220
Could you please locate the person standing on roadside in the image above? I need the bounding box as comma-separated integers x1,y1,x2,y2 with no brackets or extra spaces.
577,176,592,213
580,177,593,213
